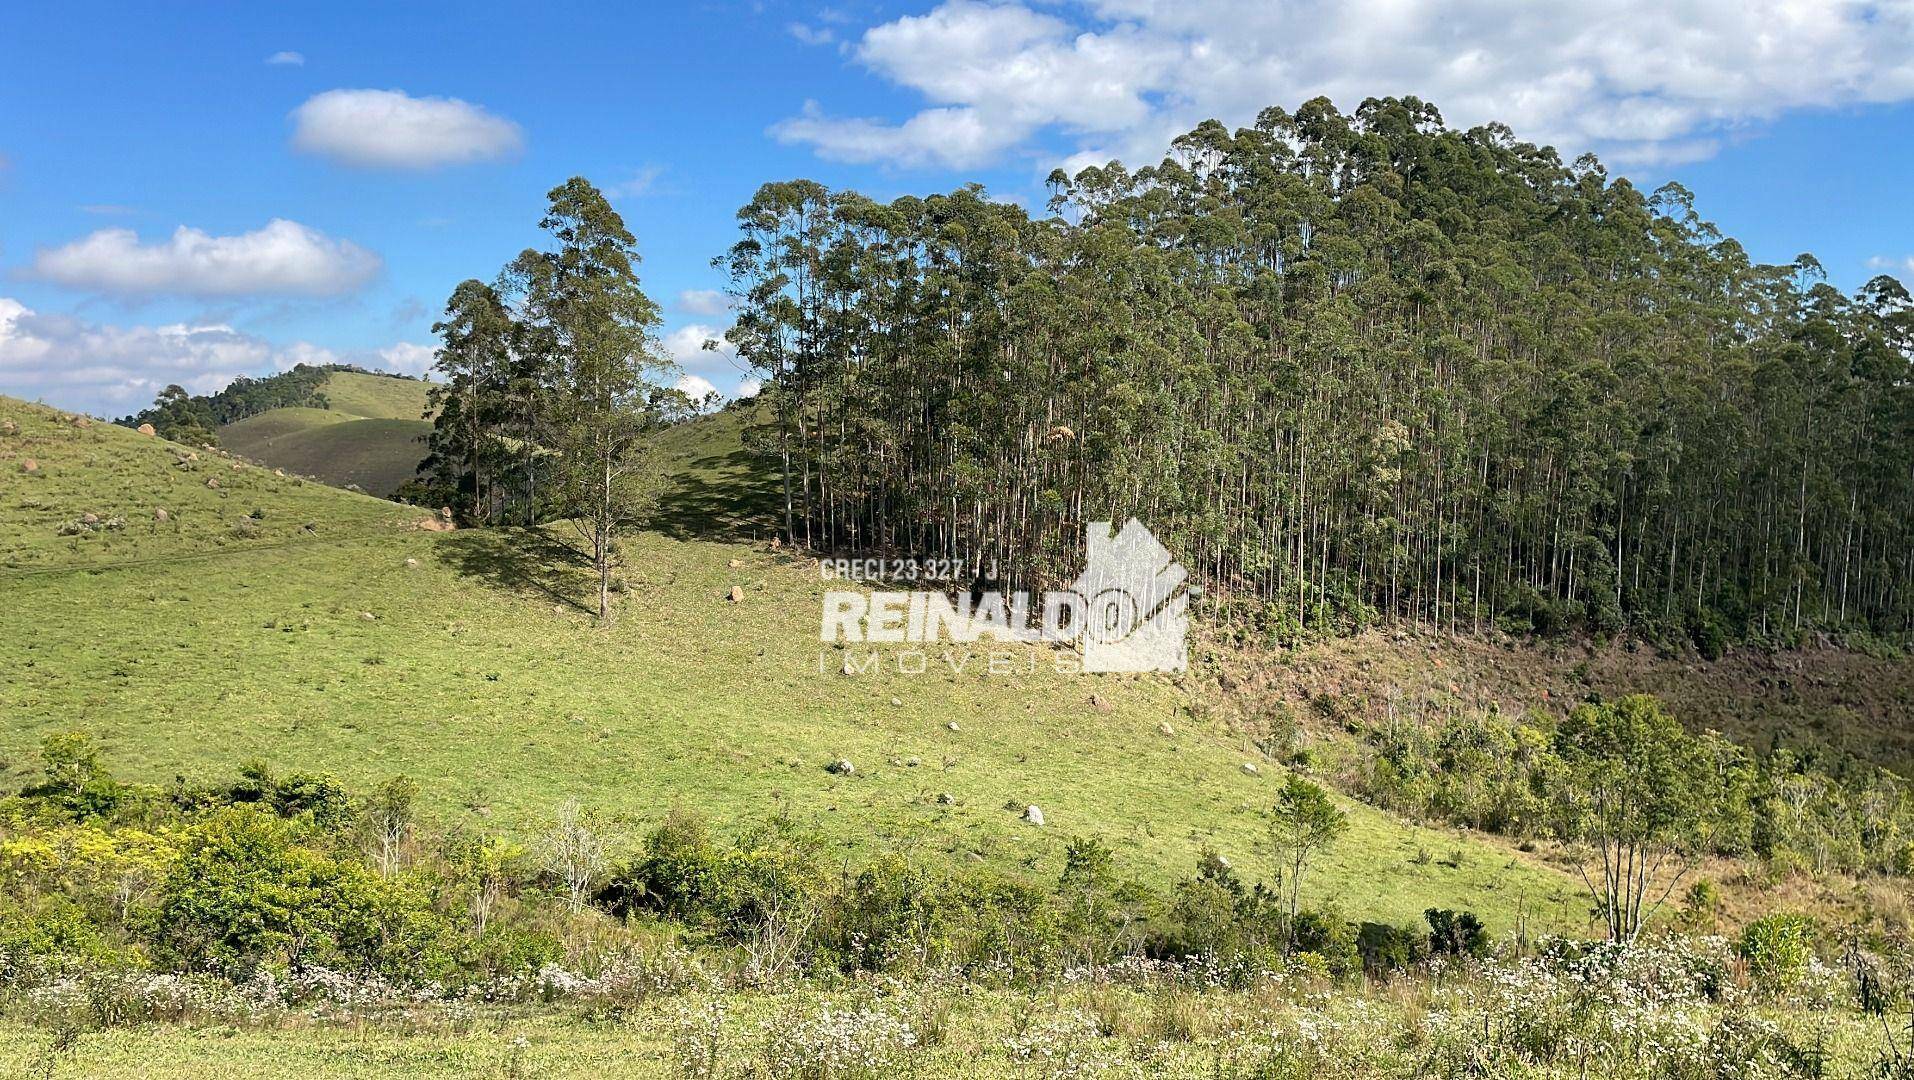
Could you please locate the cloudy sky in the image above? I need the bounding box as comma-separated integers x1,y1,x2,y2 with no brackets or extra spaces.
3,0,1912,415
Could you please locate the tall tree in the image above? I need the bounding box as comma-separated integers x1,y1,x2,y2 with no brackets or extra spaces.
419,279,515,524
721,98,1914,648
506,178,676,622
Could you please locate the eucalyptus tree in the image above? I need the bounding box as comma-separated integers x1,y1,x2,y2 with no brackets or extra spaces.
505,177,676,622
419,279,514,524
720,97,1914,647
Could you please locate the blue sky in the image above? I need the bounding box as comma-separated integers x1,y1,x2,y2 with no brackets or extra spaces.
3,0,1911,416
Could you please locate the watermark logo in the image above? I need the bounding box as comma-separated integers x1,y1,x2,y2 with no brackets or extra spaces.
1073,519,1188,673
818,519,1188,674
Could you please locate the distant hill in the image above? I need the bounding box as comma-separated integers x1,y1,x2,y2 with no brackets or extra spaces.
110,365,434,499
217,371,434,498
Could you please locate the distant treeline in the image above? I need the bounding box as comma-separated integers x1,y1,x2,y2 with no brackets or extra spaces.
115,364,421,445
720,97,1914,646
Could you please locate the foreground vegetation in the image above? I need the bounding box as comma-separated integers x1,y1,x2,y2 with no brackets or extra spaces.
1,735,1910,1078
4,944,1910,1078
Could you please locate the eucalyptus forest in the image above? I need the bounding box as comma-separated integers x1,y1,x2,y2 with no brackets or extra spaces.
721,97,1914,648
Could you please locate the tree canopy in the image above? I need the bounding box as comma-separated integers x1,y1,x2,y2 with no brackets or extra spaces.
723,97,1914,648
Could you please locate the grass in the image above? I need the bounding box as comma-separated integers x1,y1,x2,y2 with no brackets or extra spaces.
0,394,1583,933
222,413,433,498
0,398,422,571
216,371,436,497
311,371,434,422
0,978,1897,1079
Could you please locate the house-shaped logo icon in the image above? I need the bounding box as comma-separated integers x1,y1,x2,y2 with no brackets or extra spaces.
1069,519,1188,673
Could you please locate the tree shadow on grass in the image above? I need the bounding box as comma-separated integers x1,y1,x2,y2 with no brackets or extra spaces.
649,446,781,541
437,526,596,613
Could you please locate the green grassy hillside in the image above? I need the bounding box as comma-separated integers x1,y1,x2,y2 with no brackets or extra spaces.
0,396,1585,934
1,398,424,572
218,371,434,497
313,371,433,421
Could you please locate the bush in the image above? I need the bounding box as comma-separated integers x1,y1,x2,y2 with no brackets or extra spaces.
815,854,943,972
1425,908,1490,958
0,899,140,972
600,810,821,939
147,808,455,981
1357,921,1425,977
1739,913,1817,995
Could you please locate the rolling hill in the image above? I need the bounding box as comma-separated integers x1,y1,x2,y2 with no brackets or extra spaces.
0,392,1591,934
218,371,434,498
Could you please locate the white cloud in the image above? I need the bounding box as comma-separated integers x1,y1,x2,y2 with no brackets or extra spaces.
1866,255,1914,275
607,165,665,198
30,219,380,298
266,51,305,66
0,297,318,415
736,376,763,398
291,89,524,169
0,297,438,416
779,0,1914,170
662,323,737,367
376,342,437,376
675,373,720,400
675,289,732,316
772,99,1022,169
788,22,837,46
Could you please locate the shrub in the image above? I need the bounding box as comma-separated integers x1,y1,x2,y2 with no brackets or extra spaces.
815,854,943,972
0,899,140,972
1357,921,1425,977
600,810,821,939
146,808,454,981
26,732,127,820
1739,913,1817,995
1425,908,1490,958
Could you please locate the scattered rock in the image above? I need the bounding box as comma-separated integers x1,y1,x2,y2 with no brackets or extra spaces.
80,512,98,525
230,462,243,470
359,612,377,621
1088,693,1114,713
19,458,37,473
346,484,363,493
274,469,285,477
728,558,743,569
936,792,954,805
69,415,91,428
1022,804,1045,826
1,419,14,435
439,506,453,521
205,477,220,489
1157,721,1175,737
553,605,566,615
828,758,855,776
728,585,745,603
946,721,960,732
1241,762,1260,775
416,518,454,532
890,697,902,707
905,756,920,768
136,422,157,436
404,558,419,568
153,507,169,523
